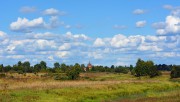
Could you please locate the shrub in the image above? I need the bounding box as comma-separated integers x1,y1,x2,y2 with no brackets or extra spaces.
18,70,23,74
0,73,6,78
54,74,68,80
170,65,180,78
115,68,129,74
66,64,81,80
66,69,80,80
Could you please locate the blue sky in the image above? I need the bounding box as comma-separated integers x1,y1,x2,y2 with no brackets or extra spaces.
0,0,180,67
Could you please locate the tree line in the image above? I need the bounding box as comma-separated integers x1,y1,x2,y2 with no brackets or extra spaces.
0,59,179,79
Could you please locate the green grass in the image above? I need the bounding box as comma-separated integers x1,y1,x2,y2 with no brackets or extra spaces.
0,72,179,102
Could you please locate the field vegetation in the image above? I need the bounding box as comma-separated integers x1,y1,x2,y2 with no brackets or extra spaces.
0,59,179,102
0,72,179,102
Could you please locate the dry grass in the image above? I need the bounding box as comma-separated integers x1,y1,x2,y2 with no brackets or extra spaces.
0,79,160,90
0,72,162,90
0,72,179,102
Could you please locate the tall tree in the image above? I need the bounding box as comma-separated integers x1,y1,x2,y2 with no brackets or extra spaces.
61,63,66,72
40,61,47,70
0,64,4,73
54,62,60,69
22,61,30,73
134,59,160,78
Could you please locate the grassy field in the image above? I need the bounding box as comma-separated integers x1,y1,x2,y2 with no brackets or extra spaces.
0,72,179,102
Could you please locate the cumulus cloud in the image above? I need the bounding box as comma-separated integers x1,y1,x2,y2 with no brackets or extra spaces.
156,15,180,35
136,20,146,28
152,22,166,29
6,55,25,59
59,43,71,50
0,31,7,38
1,30,179,66
48,56,54,61
137,45,162,52
93,38,106,47
154,6,180,35
20,6,36,13
10,17,45,32
10,16,62,32
65,32,89,41
43,8,66,16
55,51,70,58
133,9,146,15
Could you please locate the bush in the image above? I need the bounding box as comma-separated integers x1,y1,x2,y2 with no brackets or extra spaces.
0,73,6,78
170,66,180,78
115,68,129,74
66,69,80,80
66,64,81,80
18,70,24,74
54,74,68,80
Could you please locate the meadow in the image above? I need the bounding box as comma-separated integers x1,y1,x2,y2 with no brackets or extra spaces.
0,72,179,102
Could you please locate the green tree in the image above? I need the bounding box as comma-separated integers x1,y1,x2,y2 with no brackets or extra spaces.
40,61,47,71
66,63,81,80
54,62,60,69
18,61,22,67
135,58,145,77
22,61,31,73
171,65,180,78
146,61,160,78
54,62,61,73
134,59,160,78
80,64,85,72
129,65,133,71
0,64,4,73
34,64,41,73
61,63,66,72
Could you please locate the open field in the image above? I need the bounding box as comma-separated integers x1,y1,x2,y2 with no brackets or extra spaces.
0,72,179,102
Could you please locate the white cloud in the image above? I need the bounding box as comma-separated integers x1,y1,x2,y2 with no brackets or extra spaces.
10,16,62,32
93,38,105,47
6,55,25,59
0,31,7,38
137,45,162,51
55,51,70,58
34,39,57,50
66,32,89,41
110,34,127,48
43,8,66,16
133,9,146,15
20,6,36,13
136,20,146,28
48,16,61,28
48,56,54,61
88,52,103,59
10,17,45,32
154,7,180,35
59,43,71,50
0,30,179,66
110,34,143,48
152,22,166,29
145,35,166,42
151,52,179,58
156,15,180,35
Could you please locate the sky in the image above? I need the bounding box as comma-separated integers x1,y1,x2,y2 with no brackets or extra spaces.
0,0,180,67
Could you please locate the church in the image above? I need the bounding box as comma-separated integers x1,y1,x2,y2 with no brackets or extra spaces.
84,61,93,71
